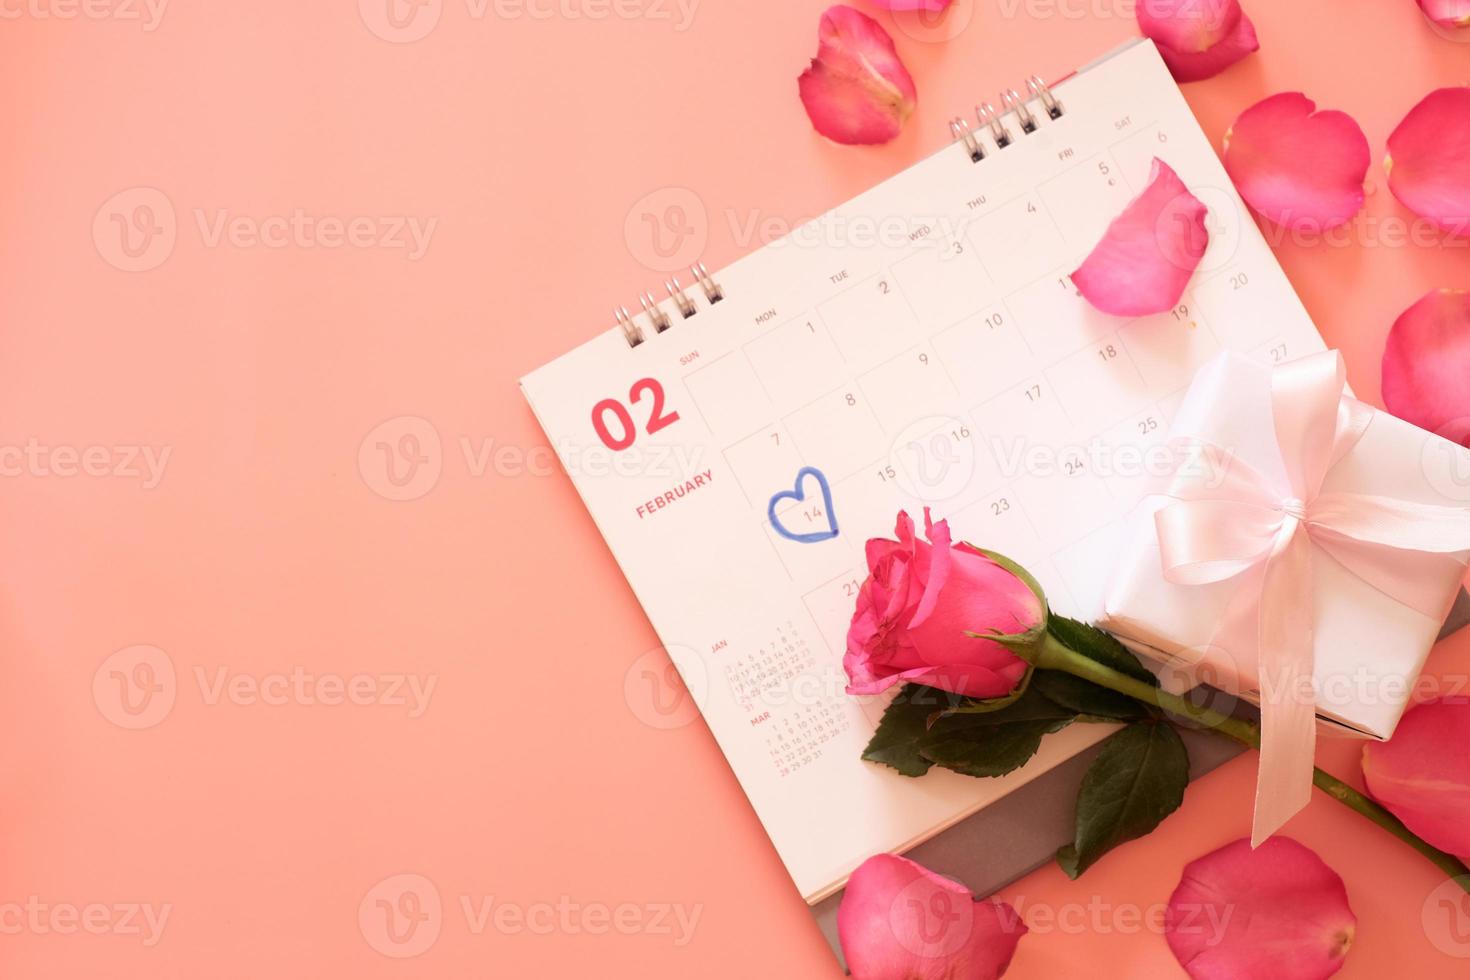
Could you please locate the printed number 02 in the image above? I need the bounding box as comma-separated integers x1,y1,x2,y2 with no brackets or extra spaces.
592,377,680,450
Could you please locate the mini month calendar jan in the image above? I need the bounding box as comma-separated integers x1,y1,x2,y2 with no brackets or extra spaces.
521,39,1327,903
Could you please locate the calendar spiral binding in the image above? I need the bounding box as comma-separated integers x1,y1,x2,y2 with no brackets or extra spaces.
615,261,724,348
948,75,1063,164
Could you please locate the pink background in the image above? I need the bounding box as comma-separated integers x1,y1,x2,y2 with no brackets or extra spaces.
4,0,1470,976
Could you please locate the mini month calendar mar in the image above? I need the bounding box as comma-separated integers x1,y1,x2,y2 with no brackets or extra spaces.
521,39,1328,905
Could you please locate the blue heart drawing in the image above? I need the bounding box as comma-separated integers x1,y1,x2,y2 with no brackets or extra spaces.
768,466,839,544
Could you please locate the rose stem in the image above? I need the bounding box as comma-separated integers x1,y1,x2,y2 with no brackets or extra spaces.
1019,632,1470,890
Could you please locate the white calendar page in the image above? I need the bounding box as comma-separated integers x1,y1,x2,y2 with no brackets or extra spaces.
521,39,1325,903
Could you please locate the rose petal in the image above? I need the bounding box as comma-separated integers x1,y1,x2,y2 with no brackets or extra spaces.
1419,0,1470,28
1381,289,1470,446
1223,93,1369,231
838,854,1025,980
1362,699,1470,857
1166,837,1356,980
799,5,917,146
1137,0,1260,82
1071,158,1208,316
1386,88,1470,234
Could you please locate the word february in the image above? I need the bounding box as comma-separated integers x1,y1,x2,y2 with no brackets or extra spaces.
635,470,713,519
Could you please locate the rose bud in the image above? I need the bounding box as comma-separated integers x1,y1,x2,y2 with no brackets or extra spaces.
1362,698,1470,858
844,510,1043,700
838,853,1026,980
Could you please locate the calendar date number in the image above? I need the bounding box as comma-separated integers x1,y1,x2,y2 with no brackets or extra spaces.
591,377,680,450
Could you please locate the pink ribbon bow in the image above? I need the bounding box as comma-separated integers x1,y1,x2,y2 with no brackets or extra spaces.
1154,350,1470,845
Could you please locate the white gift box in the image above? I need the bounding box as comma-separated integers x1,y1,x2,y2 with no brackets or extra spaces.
1100,352,1470,741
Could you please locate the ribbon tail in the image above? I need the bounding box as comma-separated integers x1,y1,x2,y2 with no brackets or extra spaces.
1251,529,1317,847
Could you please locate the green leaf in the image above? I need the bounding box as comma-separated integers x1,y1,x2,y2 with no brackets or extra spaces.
920,717,1073,779
1048,615,1158,687
862,685,968,777
1031,669,1150,722
1058,722,1189,878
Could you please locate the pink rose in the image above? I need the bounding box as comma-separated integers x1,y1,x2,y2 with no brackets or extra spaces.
844,510,1041,699
1361,698,1470,857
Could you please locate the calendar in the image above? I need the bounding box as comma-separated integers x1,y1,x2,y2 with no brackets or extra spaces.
520,39,1326,903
